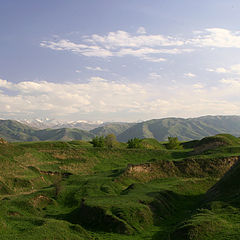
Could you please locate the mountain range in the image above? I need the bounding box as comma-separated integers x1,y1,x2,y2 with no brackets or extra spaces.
1,115,240,142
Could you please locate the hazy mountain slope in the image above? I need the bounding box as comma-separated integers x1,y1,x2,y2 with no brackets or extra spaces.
117,116,240,142
90,122,135,136
0,120,94,142
19,119,103,130
0,120,39,141
35,128,95,141
2,116,240,142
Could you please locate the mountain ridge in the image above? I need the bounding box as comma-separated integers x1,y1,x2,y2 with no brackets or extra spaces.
1,115,240,142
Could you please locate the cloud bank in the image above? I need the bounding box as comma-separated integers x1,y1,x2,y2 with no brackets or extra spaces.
1,76,240,120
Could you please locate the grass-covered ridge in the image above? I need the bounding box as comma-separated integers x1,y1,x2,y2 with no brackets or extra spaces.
3,115,240,142
0,134,240,239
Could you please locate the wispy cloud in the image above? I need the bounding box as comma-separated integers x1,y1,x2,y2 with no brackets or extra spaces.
149,72,162,79
207,64,240,74
87,30,184,48
184,72,196,78
40,39,113,57
85,66,108,71
40,28,240,64
40,29,193,62
137,26,146,35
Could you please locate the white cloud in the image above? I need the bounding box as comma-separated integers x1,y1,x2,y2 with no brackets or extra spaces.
207,67,228,73
85,66,107,71
88,30,184,48
220,78,240,86
143,56,166,62
40,28,240,64
229,64,240,74
193,83,204,89
149,72,162,79
40,39,113,57
0,78,13,89
137,27,146,35
40,29,194,62
1,76,240,120
207,64,240,74
184,72,196,78
0,78,150,117
191,28,240,48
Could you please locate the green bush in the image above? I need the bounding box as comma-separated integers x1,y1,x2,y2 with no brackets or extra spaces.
90,136,105,147
127,138,142,148
104,134,117,148
166,136,181,149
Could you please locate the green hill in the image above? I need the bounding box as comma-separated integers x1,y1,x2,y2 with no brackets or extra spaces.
172,152,240,239
0,134,239,239
0,120,94,142
3,115,240,143
0,120,38,141
117,116,240,142
90,122,135,136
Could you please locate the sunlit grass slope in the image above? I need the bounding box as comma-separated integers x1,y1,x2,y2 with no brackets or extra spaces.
0,134,239,239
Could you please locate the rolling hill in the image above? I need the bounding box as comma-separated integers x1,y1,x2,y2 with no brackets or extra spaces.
117,115,240,142
0,120,94,142
2,115,240,142
90,122,135,136
0,133,239,239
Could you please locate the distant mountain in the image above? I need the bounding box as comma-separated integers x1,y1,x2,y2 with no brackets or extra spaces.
117,116,240,142
2,116,240,142
90,122,135,136
0,120,38,141
0,120,94,142
19,119,103,130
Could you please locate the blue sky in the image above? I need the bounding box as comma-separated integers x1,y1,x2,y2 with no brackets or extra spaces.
1,0,240,122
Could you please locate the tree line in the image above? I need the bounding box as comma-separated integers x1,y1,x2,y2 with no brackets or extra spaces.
90,134,181,149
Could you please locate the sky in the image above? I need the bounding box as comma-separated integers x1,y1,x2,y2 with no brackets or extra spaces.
1,0,240,122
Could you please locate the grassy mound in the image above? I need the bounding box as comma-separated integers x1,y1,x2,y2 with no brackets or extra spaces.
139,138,165,149
172,155,240,239
193,134,240,154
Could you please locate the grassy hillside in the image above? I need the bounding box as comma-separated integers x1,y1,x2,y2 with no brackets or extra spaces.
0,120,95,142
0,120,38,141
90,122,135,136
0,134,240,239
3,116,240,142
117,116,240,142
171,136,240,239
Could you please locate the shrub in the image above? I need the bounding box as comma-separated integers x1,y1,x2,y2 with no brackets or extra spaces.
166,137,181,149
90,136,105,147
104,134,117,148
127,138,142,148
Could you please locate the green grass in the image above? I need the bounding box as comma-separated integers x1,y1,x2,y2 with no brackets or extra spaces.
0,134,240,239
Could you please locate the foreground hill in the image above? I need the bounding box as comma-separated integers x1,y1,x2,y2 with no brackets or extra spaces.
0,120,94,142
0,134,240,239
172,137,240,239
117,115,240,142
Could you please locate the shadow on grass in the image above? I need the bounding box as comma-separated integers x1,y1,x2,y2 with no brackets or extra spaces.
150,192,205,240
47,188,205,238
